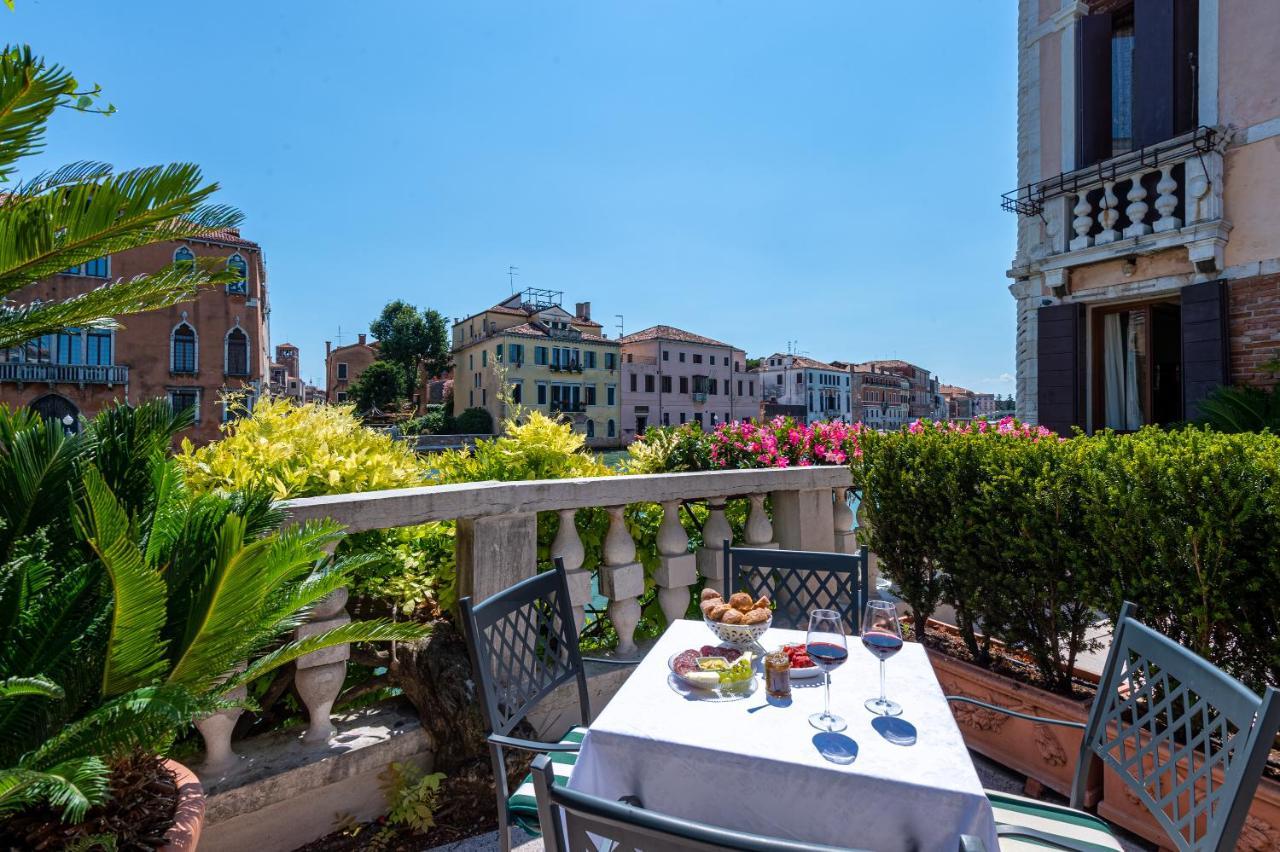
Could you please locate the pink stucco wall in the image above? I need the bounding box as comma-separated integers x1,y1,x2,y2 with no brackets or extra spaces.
1039,29,1063,180
1220,0,1280,129
618,337,759,443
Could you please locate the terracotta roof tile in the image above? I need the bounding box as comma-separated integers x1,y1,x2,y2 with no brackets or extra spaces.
188,227,260,249
618,324,736,348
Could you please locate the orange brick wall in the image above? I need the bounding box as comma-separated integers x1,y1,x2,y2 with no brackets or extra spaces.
1228,273,1280,385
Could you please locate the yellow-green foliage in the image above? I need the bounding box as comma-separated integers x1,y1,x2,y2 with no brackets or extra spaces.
431,410,612,483
178,397,427,499
380,762,446,833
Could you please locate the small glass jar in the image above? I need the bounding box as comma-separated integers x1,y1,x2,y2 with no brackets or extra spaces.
764,649,791,699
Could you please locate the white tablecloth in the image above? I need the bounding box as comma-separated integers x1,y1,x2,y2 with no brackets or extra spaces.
569,620,999,852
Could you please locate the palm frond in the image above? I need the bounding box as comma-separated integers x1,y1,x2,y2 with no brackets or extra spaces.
0,162,242,291
0,263,231,350
0,45,76,181
0,675,62,701
3,160,113,197
28,684,229,769
0,410,79,562
0,757,109,823
81,400,192,518
74,466,168,696
228,619,429,691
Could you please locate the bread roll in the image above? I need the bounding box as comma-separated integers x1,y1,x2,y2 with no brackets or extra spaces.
700,588,722,602
721,608,744,624
742,607,770,625
729,592,754,612
709,603,733,621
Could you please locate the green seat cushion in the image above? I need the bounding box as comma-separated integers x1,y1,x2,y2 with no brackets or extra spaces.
507,726,588,833
986,790,1124,851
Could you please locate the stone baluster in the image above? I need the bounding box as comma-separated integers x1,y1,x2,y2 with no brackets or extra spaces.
1096,180,1120,244
294,586,351,743
195,664,246,775
1069,192,1093,251
654,501,697,626
833,488,858,554
551,508,592,632
744,493,778,548
696,501,732,596
1153,166,1181,232
599,506,644,656
1123,173,1152,238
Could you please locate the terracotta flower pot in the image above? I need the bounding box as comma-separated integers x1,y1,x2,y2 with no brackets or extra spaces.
160,758,205,852
926,645,1103,806
1097,745,1280,852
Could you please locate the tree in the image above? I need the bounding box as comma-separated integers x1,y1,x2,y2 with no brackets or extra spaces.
348,360,404,412
368,301,450,390
0,46,240,350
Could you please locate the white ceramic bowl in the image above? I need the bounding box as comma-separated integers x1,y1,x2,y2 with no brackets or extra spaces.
703,612,771,647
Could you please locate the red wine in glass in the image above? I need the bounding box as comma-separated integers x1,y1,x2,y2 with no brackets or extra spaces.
806,609,848,733
861,630,903,662
806,642,850,672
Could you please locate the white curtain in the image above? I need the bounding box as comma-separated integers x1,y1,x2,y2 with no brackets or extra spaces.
1103,312,1145,430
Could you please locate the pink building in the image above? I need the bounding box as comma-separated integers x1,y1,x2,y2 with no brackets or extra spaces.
618,325,760,441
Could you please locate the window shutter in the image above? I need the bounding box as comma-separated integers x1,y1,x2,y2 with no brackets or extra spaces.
1037,303,1086,434
1134,0,1198,149
1077,13,1113,168
1180,279,1229,420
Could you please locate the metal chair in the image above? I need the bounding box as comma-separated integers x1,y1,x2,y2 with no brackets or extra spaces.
461,558,633,852
946,602,1280,851
532,754,988,851
722,540,870,631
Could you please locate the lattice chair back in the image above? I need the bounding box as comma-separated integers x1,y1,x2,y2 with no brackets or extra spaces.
461,559,590,738
722,540,869,632
1072,602,1280,851
531,754,903,852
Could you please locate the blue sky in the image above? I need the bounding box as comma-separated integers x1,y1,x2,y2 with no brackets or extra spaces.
13,1,1018,393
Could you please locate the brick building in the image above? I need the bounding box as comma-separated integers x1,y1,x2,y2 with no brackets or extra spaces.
324,334,378,403
1007,0,1280,432
0,229,269,444
834,362,911,430
852,359,945,421
939,384,978,423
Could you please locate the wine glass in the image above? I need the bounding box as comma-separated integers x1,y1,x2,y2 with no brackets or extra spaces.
806,609,849,732
861,599,904,716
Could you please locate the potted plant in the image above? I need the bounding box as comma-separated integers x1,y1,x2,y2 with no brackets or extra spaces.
0,402,426,849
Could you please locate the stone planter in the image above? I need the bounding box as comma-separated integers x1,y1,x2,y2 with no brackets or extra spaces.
161,758,206,852
926,645,1102,806
1096,746,1280,852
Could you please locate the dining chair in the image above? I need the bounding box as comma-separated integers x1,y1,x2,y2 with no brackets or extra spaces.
722,540,870,631
532,754,989,852
946,602,1280,852
460,558,635,852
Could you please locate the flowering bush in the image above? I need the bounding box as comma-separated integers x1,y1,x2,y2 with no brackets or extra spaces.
708,416,862,469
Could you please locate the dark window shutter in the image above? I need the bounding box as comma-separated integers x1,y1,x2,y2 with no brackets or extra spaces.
1133,0,1198,148
1077,13,1113,168
1037,303,1086,434
1180,279,1230,420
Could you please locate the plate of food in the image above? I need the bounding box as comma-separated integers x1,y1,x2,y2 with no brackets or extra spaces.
781,642,823,678
667,645,757,701
698,588,772,648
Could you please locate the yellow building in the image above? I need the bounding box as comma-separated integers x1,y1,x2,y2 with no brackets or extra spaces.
452,289,623,447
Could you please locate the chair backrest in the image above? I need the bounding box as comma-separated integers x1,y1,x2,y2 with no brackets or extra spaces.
460,559,589,737
723,540,869,631
1072,602,1280,852
531,754,883,852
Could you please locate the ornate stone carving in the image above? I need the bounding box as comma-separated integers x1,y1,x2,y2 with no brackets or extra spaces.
1034,723,1067,767
1237,814,1280,852
1070,192,1094,251
1123,174,1153,239
1097,181,1121,244
1152,166,1181,232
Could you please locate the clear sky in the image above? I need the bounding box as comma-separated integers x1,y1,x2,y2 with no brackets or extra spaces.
11,1,1019,393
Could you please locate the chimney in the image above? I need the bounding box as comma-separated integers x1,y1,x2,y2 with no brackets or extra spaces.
575,301,591,321
325,341,331,359
358,333,367,345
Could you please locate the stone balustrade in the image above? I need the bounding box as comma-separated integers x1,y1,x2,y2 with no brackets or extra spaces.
194,466,855,769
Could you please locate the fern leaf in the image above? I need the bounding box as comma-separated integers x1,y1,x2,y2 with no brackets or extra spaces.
0,674,62,700
0,757,109,823
228,619,429,691
0,46,76,181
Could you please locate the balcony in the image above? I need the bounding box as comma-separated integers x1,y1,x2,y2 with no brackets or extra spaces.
0,362,128,386
691,392,707,403
1003,126,1230,275
550,400,586,413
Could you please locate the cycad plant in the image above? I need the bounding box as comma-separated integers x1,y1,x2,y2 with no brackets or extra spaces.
0,44,241,349
0,401,426,822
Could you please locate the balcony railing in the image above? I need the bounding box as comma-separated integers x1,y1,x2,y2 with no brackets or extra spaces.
0,362,128,386
691,392,708,403
550,400,586,413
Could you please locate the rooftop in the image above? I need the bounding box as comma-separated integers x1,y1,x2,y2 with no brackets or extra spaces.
618,324,735,348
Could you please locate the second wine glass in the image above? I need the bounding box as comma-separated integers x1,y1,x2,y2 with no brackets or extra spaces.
861,599,904,717
806,609,849,732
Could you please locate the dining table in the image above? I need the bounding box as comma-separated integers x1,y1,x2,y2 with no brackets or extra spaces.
567,619,1001,852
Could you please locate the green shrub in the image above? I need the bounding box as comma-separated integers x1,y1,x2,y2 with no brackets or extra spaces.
624,423,713,473
349,360,409,412
1196,382,1280,433
403,406,455,436
454,406,494,435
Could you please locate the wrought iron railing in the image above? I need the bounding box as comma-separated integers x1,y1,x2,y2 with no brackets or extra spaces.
0,362,129,385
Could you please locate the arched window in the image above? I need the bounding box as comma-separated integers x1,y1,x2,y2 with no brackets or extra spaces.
174,246,195,269
226,253,248,295
225,327,249,376
607,419,616,438
585,420,595,438
172,323,197,373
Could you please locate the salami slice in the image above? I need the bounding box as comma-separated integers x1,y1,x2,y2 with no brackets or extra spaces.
673,650,700,675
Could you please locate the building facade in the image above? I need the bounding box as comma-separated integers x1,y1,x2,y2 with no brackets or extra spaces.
617,325,759,440
837,363,911,430
324,335,378,404
1007,0,1280,433
0,229,269,444
269,342,305,401
940,384,978,423
756,354,852,424
451,290,623,447
853,359,945,421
